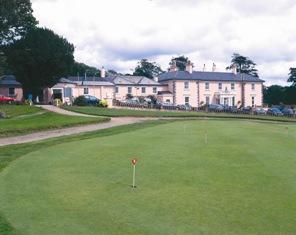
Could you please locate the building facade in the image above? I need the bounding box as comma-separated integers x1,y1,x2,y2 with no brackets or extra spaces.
0,75,23,101
47,64,264,108
158,62,264,107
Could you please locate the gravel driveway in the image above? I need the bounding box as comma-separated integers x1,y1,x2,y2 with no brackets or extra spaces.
0,106,153,147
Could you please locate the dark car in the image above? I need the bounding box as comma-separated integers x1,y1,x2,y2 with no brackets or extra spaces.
267,108,283,116
84,95,100,105
240,106,252,114
207,104,224,112
254,108,266,115
282,108,294,116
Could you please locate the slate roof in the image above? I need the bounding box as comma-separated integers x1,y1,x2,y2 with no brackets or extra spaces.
59,77,114,86
158,71,264,83
106,75,162,86
0,75,22,87
158,91,173,95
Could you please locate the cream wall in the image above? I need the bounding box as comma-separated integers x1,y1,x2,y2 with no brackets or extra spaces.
0,87,23,101
114,85,167,100
244,83,263,107
73,86,114,100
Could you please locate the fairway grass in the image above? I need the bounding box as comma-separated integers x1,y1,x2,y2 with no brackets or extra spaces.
0,120,296,234
0,106,109,137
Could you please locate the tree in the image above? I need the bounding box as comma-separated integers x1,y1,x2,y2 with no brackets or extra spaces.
133,59,163,79
71,62,100,77
4,27,74,97
0,0,37,45
226,53,258,77
288,67,296,86
169,56,189,71
263,85,284,105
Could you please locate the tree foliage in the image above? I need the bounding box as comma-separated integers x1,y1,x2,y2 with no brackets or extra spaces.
133,59,163,79
4,27,74,97
71,62,100,77
288,67,296,86
226,53,259,77
264,85,296,105
0,0,37,45
169,56,189,71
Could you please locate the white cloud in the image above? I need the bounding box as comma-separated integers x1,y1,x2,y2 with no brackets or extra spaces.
32,0,296,85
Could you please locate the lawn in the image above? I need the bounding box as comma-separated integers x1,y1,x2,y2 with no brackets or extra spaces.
64,106,296,122
0,119,295,235
0,105,109,137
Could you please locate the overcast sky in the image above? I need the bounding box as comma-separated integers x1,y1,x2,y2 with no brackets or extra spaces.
32,0,296,86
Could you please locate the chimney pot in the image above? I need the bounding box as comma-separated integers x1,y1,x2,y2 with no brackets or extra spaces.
186,61,194,74
101,66,106,78
212,63,216,72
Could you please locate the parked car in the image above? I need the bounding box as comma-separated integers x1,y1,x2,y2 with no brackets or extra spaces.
282,108,294,116
177,104,192,111
0,95,16,103
83,95,100,105
254,108,266,115
267,108,284,116
207,104,224,112
240,106,252,114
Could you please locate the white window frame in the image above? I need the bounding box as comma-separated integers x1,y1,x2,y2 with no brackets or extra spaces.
141,87,146,94
205,96,210,105
84,87,89,95
231,83,235,90
252,83,255,90
218,83,222,90
115,86,119,94
184,81,189,90
128,87,132,94
8,87,15,96
153,87,157,94
252,96,255,107
205,82,209,90
185,97,189,105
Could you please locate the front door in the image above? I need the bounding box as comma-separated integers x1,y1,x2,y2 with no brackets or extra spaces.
224,98,229,106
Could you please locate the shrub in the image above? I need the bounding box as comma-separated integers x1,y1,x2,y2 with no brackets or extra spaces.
99,99,108,108
73,96,87,106
0,111,6,119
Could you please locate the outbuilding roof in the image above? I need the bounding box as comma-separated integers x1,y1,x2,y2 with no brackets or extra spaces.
158,71,265,83
106,75,162,86
0,75,22,87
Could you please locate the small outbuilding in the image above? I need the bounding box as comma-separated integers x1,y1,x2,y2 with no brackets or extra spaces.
0,75,23,101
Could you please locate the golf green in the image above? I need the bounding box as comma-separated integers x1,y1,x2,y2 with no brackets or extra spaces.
0,120,295,235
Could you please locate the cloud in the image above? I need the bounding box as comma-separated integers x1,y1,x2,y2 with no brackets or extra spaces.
31,0,296,85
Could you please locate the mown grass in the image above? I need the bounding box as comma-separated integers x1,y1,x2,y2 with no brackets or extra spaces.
0,105,109,137
64,106,296,122
0,121,168,235
0,105,42,118
0,119,295,234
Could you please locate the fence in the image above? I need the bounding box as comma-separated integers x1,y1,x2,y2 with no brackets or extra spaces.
113,100,296,119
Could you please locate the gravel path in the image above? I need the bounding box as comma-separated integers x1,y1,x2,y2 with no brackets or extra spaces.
0,105,153,147
35,105,96,117
0,117,152,147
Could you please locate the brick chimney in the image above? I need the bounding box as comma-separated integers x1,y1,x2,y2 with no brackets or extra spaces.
186,61,194,74
212,63,216,72
101,66,106,78
169,61,178,72
232,65,237,75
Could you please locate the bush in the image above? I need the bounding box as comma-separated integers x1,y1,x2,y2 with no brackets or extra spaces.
73,96,87,106
99,99,108,108
0,111,5,119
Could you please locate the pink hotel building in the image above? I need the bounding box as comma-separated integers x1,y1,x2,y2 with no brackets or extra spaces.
46,61,264,108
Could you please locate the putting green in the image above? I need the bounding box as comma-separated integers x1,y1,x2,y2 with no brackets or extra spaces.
0,120,296,235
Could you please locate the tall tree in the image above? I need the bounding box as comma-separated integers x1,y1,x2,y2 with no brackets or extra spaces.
133,59,163,79
288,67,296,86
169,56,189,71
71,62,100,77
4,27,74,97
0,0,37,45
226,53,259,77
